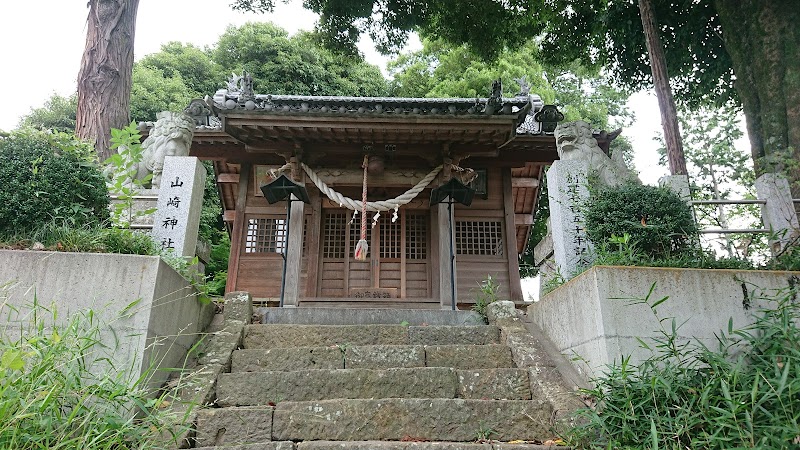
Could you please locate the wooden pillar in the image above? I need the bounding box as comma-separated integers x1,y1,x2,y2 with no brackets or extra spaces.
502,169,523,301
225,164,251,294
282,195,305,307
305,189,322,298
436,202,456,309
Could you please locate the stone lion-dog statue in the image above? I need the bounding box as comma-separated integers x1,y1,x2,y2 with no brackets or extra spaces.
554,120,639,187
137,111,195,189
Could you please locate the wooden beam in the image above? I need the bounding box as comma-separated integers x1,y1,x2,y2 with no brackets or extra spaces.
217,173,239,183
515,214,534,225
502,169,523,301
223,210,236,222
511,178,539,188
225,163,251,294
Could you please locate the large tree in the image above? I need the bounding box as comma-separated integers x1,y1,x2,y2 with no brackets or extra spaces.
76,0,140,162
231,1,799,200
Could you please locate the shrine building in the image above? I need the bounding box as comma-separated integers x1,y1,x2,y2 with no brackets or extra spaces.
185,81,615,309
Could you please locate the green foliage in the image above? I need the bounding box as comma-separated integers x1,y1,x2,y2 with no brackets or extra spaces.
18,93,77,132
584,183,698,260
388,39,631,131
591,233,754,271
0,223,158,256
0,129,109,234
519,173,548,278
232,0,545,60
538,0,734,109
105,122,154,228
567,286,800,449
471,275,500,321
0,302,183,449
130,65,195,123
138,42,223,97
213,23,388,97
658,107,764,259
204,232,230,297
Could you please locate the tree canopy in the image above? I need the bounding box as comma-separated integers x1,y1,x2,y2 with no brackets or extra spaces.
389,39,630,130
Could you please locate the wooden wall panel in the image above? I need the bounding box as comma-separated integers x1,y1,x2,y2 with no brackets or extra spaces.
236,256,283,295
455,258,510,304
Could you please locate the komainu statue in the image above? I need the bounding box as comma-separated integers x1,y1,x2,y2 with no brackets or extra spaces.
554,120,640,187
138,112,195,188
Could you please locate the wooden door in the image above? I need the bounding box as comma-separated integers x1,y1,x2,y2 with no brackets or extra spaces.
319,209,429,298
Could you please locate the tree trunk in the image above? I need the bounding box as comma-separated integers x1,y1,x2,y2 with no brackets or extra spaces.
714,0,800,216
638,0,687,176
76,0,140,162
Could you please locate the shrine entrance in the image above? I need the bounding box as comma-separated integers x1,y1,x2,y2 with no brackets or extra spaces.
319,208,430,299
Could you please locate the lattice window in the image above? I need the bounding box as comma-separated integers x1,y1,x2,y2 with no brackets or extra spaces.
455,220,503,256
380,218,401,259
322,212,347,259
405,213,427,260
245,217,287,253
350,219,372,258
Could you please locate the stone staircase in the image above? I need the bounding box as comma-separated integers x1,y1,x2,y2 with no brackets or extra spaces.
179,294,583,450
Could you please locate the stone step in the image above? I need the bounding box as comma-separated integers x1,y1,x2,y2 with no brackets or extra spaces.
258,307,485,325
231,345,514,372
195,441,563,449
216,368,532,406
242,324,500,349
195,399,553,445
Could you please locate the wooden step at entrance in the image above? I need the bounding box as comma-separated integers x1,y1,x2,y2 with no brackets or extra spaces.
258,307,485,325
195,399,554,446
231,345,514,372
216,368,533,406
242,324,500,349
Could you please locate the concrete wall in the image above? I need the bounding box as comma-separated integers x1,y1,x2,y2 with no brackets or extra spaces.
0,250,214,391
528,266,799,379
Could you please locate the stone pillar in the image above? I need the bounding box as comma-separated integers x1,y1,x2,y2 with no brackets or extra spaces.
658,174,691,203
151,156,206,257
282,196,306,307
755,173,800,254
547,160,594,280
437,202,456,309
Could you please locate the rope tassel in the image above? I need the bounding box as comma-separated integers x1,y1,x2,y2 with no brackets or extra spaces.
354,155,369,261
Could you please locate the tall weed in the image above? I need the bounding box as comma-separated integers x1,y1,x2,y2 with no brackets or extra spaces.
567,286,800,449
0,301,184,449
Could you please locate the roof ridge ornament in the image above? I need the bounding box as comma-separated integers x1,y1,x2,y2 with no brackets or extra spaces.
513,76,530,96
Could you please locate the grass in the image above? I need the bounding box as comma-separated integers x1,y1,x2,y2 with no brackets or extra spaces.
0,298,188,449
0,222,158,255
565,284,800,449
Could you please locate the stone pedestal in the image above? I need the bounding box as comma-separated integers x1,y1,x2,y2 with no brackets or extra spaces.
755,173,800,254
151,156,206,257
546,160,594,279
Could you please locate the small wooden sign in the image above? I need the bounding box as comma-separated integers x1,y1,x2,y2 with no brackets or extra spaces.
349,288,398,299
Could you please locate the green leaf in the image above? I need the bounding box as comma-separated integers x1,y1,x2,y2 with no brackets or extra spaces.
1,350,25,371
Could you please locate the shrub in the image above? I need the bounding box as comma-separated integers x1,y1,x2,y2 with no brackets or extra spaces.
0,129,109,234
584,182,697,259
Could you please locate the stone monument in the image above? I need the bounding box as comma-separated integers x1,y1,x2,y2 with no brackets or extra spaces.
151,156,207,258
545,121,639,283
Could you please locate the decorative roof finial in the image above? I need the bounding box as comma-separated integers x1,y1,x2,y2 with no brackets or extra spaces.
513,76,530,96
486,79,503,115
